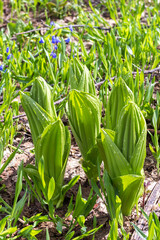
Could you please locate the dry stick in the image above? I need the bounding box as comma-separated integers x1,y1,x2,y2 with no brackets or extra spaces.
95,66,160,88
0,98,66,122
11,21,156,40
148,129,160,135
10,24,112,40
13,24,111,36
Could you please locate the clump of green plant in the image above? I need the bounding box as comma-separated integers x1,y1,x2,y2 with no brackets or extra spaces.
63,185,102,240
98,78,147,216
21,77,78,209
0,162,43,239
91,167,130,240
66,89,102,179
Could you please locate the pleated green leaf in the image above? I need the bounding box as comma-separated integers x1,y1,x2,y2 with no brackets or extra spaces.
112,174,144,216
115,102,147,170
129,127,147,174
30,77,57,120
67,90,101,159
98,100,147,215
82,144,101,179
67,90,101,178
35,119,71,204
35,119,71,186
106,77,134,130
48,177,55,201
97,129,132,178
69,59,96,95
20,92,53,145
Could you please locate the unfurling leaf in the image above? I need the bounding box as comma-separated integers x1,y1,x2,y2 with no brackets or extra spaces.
69,59,96,95
30,77,57,120
35,119,71,204
98,101,146,216
67,90,101,178
20,92,53,145
48,177,55,201
106,77,134,130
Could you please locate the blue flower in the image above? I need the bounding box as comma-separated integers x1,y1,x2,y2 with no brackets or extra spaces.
50,21,55,26
6,47,9,53
7,54,12,60
69,25,73,32
39,38,44,43
52,36,56,43
50,51,57,58
54,45,58,50
52,36,61,44
65,38,70,44
0,65,3,71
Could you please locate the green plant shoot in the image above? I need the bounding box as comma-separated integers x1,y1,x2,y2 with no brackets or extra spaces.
67,89,102,179
98,102,147,216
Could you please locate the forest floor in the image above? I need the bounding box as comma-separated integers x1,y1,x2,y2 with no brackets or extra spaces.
0,1,160,239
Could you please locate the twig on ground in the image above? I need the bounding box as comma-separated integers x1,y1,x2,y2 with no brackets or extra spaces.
95,66,160,88
11,24,111,40
11,22,158,40
0,98,66,122
148,129,160,135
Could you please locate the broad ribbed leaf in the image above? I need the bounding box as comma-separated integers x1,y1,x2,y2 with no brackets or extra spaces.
67,90,101,178
30,77,57,120
35,119,70,204
67,90,101,159
69,59,96,95
97,129,132,178
20,92,53,145
98,100,146,216
48,177,55,201
130,127,146,174
83,144,101,179
106,77,134,130
35,119,70,182
115,102,146,169
113,174,144,216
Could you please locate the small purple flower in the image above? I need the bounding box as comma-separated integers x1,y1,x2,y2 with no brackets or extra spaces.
65,38,70,44
69,25,73,32
54,45,58,50
52,36,56,44
39,38,44,44
6,47,9,53
50,21,55,26
7,54,12,60
0,65,3,71
52,36,61,44
50,51,57,58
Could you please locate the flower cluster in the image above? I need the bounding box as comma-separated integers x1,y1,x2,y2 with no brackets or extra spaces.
0,47,12,72
38,25,74,59
52,36,61,44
